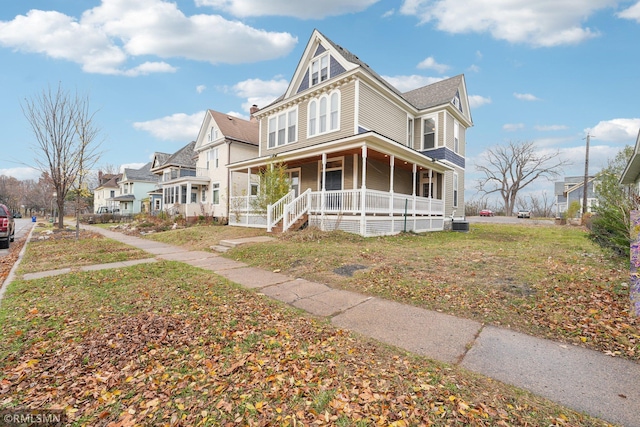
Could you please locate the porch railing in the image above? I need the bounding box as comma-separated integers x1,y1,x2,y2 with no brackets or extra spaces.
282,189,312,232
266,190,295,232
309,189,444,216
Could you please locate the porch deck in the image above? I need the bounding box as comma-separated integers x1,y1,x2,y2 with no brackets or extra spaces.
229,189,445,237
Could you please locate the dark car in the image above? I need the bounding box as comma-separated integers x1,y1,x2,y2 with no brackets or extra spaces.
479,209,494,217
0,204,15,249
12,211,22,218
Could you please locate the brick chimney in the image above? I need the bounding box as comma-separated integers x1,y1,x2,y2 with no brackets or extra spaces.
249,104,259,122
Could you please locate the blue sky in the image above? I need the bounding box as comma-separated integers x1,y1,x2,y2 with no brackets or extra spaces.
2,0,640,204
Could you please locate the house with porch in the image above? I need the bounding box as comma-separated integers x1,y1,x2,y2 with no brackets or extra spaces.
619,129,640,190
150,141,201,217
228,29,473,237
93,172,121,213
111,162,158,215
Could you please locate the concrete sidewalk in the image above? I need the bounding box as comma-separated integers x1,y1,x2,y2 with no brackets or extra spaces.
9,225,640,426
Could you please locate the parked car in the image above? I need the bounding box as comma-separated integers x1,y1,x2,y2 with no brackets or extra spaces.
479,209,494,217
0,204,15,249
517,209,531,218
12,211,22,218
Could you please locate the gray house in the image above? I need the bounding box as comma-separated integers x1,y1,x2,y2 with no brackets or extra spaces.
112,162,159,215
554,176,598,217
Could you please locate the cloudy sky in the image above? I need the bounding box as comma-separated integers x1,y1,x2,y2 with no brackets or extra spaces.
1,0,640,203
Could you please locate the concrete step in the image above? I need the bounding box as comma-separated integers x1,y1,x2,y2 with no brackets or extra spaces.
211,245,230,253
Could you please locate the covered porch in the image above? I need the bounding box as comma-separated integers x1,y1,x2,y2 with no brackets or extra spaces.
228,132,452,237
159,175,211,218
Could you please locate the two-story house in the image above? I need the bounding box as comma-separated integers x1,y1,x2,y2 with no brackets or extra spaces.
93,172,121,213
150,141,203,218
193,109,259,221
112,162,159,215
228,29,472,236
554,176,598,218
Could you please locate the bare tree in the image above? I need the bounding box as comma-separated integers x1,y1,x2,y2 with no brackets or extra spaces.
22,84,102,229
475,141,570,216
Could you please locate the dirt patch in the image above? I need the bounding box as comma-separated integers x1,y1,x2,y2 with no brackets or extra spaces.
333,264,368,277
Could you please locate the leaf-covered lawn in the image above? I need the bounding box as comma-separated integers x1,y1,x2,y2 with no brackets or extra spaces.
207,224,638,362
17,230,151,275
0,261,613,426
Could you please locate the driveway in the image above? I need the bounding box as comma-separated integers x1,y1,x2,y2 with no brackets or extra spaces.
466,215,556,226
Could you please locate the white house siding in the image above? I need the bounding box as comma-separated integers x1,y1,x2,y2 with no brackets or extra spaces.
260,80,356,156
358,81,407,144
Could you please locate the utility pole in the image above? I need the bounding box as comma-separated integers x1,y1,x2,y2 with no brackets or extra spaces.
582,133,593,220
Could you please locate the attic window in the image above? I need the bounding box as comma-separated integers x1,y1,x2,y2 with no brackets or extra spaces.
310,53,329,87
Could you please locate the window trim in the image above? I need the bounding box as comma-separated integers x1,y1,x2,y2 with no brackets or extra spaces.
212,182,220,205
453,120,459,153
309,53,330,87
453,172,459,208
307,90,340,138
267,106,298,148
422,115,437,151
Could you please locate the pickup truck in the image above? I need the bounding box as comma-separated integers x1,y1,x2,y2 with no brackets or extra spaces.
0,203,15,249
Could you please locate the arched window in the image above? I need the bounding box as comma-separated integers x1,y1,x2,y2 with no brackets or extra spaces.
330,92,339,130
319,97,327,133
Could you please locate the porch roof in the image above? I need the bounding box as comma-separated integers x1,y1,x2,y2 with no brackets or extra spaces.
227,131,454,173
160,176,210,186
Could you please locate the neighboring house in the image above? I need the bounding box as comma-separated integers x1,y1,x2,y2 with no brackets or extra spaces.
619,129,640,191
93,172,122,213
228,29,473,236
160,106,259,222
554,176,598,217
112,162,159,215
150,141,202,218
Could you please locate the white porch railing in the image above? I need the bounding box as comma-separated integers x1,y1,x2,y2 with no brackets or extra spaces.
282,189,312,232
230,189,445,233
266,190,295,232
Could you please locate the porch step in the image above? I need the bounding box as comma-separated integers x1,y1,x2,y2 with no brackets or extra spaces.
212,236,277,252
272,213,309,234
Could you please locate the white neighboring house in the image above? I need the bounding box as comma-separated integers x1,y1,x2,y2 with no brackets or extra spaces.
93,172,121,213
111,162,159,215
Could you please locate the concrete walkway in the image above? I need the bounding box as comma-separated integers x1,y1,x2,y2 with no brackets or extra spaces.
4,225,639,426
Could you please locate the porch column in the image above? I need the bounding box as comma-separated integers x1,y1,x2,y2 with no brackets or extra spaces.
412,164,417,225
321,152,327,213
361,145,367,236
186,182,192,219
389,155,394,217
429,167,433,215
246,167,251,225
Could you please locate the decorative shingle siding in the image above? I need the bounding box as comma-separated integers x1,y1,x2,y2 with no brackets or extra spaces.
297,69,310,94
421,147,465,169
330,56,346,80
359,81,407,143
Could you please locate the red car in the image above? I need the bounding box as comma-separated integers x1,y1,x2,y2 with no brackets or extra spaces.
479,209,494,217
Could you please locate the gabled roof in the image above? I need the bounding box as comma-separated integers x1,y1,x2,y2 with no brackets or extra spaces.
620,129,640,185
96,173,121,190
163,141,197,169
271,29,472,125
209,110,258,145
122,162,157,183
151,152,171,170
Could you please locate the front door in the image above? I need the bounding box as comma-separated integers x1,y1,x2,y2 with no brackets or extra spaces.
286,169,300,197
325,170,342,191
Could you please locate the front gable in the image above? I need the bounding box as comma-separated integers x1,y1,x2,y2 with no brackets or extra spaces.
195,111,223,152
285,29,358,100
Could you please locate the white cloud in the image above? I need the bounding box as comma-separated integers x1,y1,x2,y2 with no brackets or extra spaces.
586,118,640,142
534,124,568,131
381,75,445,92
416,56,449,73
382,9,395,18
399,0,616,47
232,77,289,112
503,123,525,131
195,0,379,19
196,85,207,94
468,64,480,72
0,167,40,181
514,92,541,101
133,111,205,141
0,0,297,75
618,1,640,22
468,95,491,108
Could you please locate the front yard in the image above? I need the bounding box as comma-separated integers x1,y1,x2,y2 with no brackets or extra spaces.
0,233,616,426
147,222,639,362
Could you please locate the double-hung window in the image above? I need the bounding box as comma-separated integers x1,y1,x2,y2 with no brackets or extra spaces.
407,118,414,147
212,183,220,205
310,54,329,87
268,107,298,148
454,120,460,153
423,117,436,150
453,172,459,207
208,148,219,169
